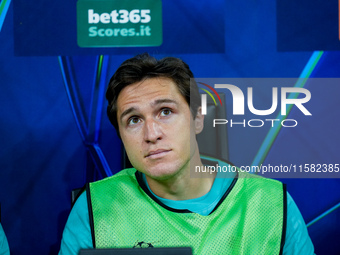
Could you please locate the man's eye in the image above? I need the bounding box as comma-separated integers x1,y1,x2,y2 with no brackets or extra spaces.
128,117,140,125
160,109,172,116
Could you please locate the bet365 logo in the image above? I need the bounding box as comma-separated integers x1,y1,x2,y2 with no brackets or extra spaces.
77,0,162,47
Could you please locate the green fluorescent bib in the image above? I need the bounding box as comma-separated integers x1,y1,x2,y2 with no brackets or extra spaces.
88,168,285,254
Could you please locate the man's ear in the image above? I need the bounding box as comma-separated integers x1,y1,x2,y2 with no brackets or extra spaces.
194,107,204,135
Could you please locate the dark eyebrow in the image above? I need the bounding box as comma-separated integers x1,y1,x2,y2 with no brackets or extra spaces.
120,107,138,122
119,99,179,122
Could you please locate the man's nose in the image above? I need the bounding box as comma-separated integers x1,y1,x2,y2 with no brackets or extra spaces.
144,119,162,143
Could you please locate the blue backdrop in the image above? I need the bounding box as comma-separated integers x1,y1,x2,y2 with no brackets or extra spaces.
0,0,339,254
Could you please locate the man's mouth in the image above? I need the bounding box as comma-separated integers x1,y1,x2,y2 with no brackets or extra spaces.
145,149,171,159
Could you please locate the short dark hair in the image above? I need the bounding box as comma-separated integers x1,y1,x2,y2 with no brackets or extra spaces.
106,53,201,135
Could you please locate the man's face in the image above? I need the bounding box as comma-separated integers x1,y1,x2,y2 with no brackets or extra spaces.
116,77,203,180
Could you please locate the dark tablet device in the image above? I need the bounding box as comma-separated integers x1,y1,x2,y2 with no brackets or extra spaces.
78,247,192,255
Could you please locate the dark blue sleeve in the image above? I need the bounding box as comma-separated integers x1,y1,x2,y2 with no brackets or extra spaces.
58,192,93,255
283,192,314,255
0,223,10,255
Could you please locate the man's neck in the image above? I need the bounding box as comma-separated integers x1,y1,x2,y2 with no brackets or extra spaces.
144,156,216,200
